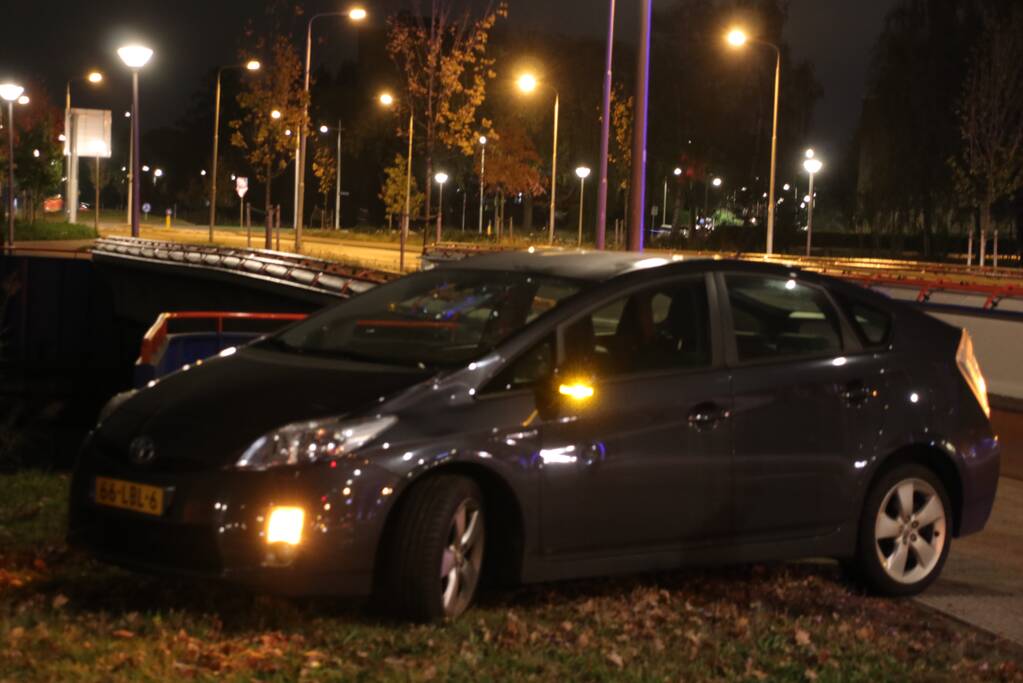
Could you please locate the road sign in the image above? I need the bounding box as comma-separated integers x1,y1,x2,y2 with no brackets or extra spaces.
64,109,113,158
142,202,152,215
236,177,249,199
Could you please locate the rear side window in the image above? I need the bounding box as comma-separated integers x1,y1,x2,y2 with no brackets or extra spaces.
725,274,843,362
842,299,893,347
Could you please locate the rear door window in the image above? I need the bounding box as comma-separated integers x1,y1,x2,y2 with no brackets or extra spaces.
725,274,843,362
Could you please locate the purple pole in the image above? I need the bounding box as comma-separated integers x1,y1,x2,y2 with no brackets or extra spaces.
130,70,141,238
628,0,652,252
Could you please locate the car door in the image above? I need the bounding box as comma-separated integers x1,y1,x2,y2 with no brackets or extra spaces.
720,272,884,541
536,273,734,556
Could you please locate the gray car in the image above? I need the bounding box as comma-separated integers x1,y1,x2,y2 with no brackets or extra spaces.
70,253,1000,621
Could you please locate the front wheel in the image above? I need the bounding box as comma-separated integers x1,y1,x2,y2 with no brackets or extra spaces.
853,464,952,596
377,475,485,622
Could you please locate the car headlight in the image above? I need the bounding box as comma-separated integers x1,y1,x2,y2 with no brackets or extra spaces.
236,415,397,471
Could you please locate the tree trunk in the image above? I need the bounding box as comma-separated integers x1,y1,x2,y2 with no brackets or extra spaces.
523,193,534,235
265,160,273,250
979,186,993,268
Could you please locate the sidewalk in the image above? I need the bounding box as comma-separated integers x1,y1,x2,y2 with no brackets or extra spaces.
918,477,1023,646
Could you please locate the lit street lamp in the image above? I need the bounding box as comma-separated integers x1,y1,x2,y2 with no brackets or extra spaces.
727,27,781,255
209,59,260,241
379,92,414,273
517,73,560,245
435,172,449,240
1,83,25,248
576,166,591,247
118,44,154,238
803,154,823,257
478,135,487,234
296,6,368,251
65,70,103,225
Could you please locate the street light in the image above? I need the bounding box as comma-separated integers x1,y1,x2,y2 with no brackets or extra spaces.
296,7,369,251
478,135,487,234
1,83,25,248
435,172,449,240
65,70,104,225
209,59,260,241
576,166,591,247
319,121,344,230
271,109,282,120
378,91,414,272
803,155,823,257
726,26,781,255
118,44,153,238
517,72,560,245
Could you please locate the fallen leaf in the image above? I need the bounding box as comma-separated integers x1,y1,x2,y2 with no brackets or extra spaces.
112,630,135,639
795,628,812,647
606,651,624,669
51,594,69,609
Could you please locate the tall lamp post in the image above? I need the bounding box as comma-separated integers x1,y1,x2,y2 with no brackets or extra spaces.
65,71,103,226
663,166,682,227
575,166,591,247
803,151,822,257
478,135,487,234
516,74,560,245
118,44,153,239
596,0,617,250
296,7,367,251
629,0,653,252
210,60,260,242
727,28,781,255
318,122,343,230
1,83,25,248
435,172,448,242
379,92,413,273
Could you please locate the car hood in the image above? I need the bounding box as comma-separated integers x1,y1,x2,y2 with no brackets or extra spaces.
97,346,434,470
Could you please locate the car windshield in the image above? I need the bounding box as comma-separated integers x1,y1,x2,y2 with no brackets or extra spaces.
266,269,585,368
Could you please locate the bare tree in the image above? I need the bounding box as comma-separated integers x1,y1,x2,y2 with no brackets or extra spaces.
951,4,1023,266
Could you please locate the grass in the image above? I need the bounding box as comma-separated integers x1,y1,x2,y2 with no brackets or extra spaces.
1,471,1021,682
13,219,97,242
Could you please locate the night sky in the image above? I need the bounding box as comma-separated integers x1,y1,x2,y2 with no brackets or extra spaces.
2,0,897,152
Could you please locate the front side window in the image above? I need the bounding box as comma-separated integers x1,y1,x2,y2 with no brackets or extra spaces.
268,270,584,368
561,277,712,379
726,274,843,362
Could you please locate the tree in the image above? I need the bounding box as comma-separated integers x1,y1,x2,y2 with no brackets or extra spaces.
386,1,506,243
311,143,337,228
950,3,1023,266
13,114,62,224
230,33,307,248
379,154,424,230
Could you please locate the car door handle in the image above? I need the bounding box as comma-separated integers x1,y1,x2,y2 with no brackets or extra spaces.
688,403,730,430
842,381,873,406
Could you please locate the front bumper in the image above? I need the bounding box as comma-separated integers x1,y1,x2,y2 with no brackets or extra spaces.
68,440,400,597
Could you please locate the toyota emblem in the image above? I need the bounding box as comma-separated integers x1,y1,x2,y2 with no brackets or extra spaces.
129,436,157,465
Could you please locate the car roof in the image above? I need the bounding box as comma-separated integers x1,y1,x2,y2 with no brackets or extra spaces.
439,249,799,283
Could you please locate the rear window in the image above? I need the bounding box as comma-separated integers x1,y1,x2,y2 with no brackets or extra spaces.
841,299,893,347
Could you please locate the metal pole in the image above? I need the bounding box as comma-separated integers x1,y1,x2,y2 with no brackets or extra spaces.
94,156,100,232
479,142,486,234
334,121,342,230
436,181,444,242
209,68,223,241
967,228,974,267
805,172,815,257
126,114,132,226
595,0,616,251
628,0,652,252
69,111,79,225
994,230,999,269
402,110,414,273
662,178,668,226
461,189,467,232
6,102,13,247
578,176,586,247
130,70,141,238
766,49,781,255
65,82,71,223
548,94,560,245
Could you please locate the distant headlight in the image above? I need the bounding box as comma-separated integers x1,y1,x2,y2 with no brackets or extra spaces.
236,415,397,471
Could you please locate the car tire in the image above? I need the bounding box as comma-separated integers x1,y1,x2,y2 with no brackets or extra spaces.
377,475,485,622
853,463,951,597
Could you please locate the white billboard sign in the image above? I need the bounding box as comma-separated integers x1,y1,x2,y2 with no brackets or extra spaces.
236,177,249,199
64,108,112,158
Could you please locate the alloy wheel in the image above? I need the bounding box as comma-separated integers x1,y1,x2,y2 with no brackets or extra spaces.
874,477,947,585
439,499,484,617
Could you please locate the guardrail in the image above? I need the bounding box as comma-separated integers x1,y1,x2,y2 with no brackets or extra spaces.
93,237,395,298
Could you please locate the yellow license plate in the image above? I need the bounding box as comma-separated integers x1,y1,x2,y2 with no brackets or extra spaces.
94,477,165,516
